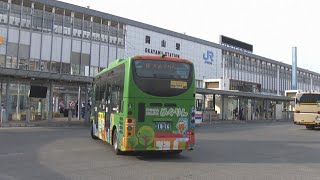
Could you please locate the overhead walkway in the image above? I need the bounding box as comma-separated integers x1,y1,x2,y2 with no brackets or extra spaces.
196,88,294,122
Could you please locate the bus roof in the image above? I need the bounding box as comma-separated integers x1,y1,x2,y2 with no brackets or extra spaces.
95,55,193,78
132,55,192,64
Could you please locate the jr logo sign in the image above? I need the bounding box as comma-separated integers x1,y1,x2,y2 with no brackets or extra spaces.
203,50,214,65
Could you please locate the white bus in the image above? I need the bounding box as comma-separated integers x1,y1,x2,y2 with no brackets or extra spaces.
293,91,320,129
195,93,204,124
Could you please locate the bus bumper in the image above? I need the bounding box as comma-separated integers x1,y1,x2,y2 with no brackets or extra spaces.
294,121,320,126
121,136,195,152
294,113,320,126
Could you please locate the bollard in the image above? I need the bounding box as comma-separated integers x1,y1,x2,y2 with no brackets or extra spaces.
68,109,72,122
1,108,6,124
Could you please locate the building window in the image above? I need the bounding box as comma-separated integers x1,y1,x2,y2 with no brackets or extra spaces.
61,62,71,74
145,36,150,44
161,40,166,47
176,43,180,50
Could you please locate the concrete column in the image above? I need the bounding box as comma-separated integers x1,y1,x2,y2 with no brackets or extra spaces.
84,84,89,124
5,79,9,122
277,66,280,95
221,95,225,121
265,99,269,120
77,85,81,120
292,47,297,90
48,81,53,122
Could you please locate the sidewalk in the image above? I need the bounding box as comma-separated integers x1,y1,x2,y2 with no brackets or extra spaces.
196,119,292,126
0,118,90,128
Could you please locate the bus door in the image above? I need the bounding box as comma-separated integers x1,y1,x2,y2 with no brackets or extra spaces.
103,84,112,143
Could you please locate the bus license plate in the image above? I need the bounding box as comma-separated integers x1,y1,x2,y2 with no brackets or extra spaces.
155,122,171,130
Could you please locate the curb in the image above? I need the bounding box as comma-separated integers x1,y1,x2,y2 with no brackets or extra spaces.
0,122,90,128
195,119,292,126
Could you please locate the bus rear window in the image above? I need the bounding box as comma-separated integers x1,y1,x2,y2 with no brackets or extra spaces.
296,94,320,103
134,60,191,80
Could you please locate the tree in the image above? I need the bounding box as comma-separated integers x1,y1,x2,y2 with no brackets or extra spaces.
127,136,138,148
137,126,155,149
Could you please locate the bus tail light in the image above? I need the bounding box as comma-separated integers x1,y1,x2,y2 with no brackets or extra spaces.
127,118,132,123
295,110,300,113
125,118,136,137
190,106,196,129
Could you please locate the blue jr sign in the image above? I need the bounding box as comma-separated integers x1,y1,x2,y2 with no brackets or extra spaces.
203,50,214,64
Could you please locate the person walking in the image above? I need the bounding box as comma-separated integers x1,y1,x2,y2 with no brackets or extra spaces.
81,103,85,119
70,100,76,118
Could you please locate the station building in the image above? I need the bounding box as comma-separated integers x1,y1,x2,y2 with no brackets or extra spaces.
0,0,318,122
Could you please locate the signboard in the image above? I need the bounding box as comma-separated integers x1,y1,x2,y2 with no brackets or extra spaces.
220,35,253,52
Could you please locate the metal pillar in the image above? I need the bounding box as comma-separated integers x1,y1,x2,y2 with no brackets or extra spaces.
77,85,81,120
292,47,297,90
221,95,225,121
48,81,53,122
277,67,280,95
84,84,89,124
5,79,9,122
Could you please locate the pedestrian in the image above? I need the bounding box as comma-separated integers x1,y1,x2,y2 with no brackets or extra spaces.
239,107,244,120
75,101,78,118
81,103,85,119
59,100,64,113
70,100,75,118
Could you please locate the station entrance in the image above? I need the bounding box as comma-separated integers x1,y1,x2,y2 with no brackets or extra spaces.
0,76,91,123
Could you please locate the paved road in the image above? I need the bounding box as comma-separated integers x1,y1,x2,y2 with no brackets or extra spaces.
1,122,320,180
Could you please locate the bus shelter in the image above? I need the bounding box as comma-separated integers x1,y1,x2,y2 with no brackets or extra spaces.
196,88,295,122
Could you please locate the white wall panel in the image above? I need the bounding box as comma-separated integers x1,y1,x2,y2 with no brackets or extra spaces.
90,43,99,66
126,25,221,81
109,46,116,63
99,45,107,68
62,38,71,63
117,48,125,59
82,41,90,54
72,39,81,52
52,36,62,62
8,28,18,43
20,30,30,45
30,33,41,59
41,34,51,61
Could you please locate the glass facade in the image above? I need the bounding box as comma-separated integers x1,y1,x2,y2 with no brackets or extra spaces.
0,79,89,122
0,0,126,78
0,0,127,121
222,50,320,95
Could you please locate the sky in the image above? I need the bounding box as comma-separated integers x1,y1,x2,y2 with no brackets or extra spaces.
60,0,320,73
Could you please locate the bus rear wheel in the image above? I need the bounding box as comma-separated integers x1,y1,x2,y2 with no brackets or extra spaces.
112,129,122,155
305,125,315,130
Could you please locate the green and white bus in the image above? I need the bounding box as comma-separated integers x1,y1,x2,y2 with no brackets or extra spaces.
90,55,196,155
